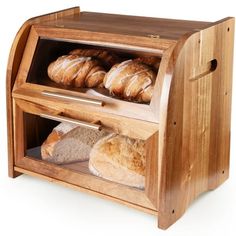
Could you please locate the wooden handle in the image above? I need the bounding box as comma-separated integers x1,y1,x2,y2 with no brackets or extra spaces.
41,90,104,107
40,113,102,131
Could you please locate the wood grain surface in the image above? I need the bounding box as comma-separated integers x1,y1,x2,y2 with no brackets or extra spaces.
6,7,234,230
158,17,234,229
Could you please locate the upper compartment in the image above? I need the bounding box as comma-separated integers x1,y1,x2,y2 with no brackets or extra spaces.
26,38,162,105
12,10,213,123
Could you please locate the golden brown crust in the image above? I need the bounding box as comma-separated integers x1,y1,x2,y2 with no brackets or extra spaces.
41,129,63,159
134,56,161,70
48,50,159,101
136,85,154,103
86,67,106,87
103,60,156,102
69,48,120,68
90,134,146,176
74,58,95,87
103,63,119,86
47,55,106,88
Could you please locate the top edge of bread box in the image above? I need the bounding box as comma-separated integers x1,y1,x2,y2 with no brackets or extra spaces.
38,10,214,41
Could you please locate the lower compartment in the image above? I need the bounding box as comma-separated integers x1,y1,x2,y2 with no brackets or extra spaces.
24,113,147,190
13,99,159,210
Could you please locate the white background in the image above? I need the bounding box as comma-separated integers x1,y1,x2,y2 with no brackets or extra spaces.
0,1,235,235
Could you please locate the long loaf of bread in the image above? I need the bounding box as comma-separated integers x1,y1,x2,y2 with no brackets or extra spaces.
103,60,156,102
47,55,106,87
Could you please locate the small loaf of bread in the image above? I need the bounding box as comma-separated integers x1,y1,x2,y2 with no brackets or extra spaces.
69,48,120,68
41,122,108,164
103,60,156,103
133,56,160,70
47,55,106,87
89,134,146,189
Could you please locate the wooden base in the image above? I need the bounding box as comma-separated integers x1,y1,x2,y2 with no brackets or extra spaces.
14,166,158,216
13,165,228,230
9,169,22,178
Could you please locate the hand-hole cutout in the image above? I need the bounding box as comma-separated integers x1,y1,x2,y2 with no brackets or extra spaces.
211,59,217,71
189,59,217,81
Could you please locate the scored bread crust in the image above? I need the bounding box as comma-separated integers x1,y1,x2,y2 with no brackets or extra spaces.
89,134,146,189
103,60,156,102
69,48,121,68
47,55,106,88
133,56,161,70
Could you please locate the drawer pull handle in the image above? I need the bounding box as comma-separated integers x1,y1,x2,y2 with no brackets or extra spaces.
41,91,104,107
40,113,102,131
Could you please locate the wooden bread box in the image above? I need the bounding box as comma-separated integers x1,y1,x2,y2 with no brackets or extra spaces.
6,7,234,229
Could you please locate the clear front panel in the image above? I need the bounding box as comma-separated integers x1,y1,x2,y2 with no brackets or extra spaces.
26,38,161,105
24,113,147,189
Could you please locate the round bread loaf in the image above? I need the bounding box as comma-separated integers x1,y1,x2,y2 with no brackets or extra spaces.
41,122,108,164
89,133,146,189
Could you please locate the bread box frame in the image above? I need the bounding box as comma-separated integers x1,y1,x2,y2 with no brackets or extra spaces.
6,7,234,229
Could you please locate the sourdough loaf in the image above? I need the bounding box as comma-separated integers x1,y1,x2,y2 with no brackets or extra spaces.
103,60,156,103
89,133,146,189
47,55,106,88
69,48,121,68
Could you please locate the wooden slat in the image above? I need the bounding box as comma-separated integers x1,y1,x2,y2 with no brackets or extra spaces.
16,156,156,210
14,98,158,140
42,11,212,40
34,24,174,53
145,133,159,209
14,166,158,216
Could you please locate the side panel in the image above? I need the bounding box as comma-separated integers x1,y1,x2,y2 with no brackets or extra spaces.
158,18,234,229
6,7,80,177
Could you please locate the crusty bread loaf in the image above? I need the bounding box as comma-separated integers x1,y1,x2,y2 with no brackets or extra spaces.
41,122,77,160
41,122,108,164
89,134,146,189
47,55,106,88
69,48,120,68
103,60,156,103
134,56,160,70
